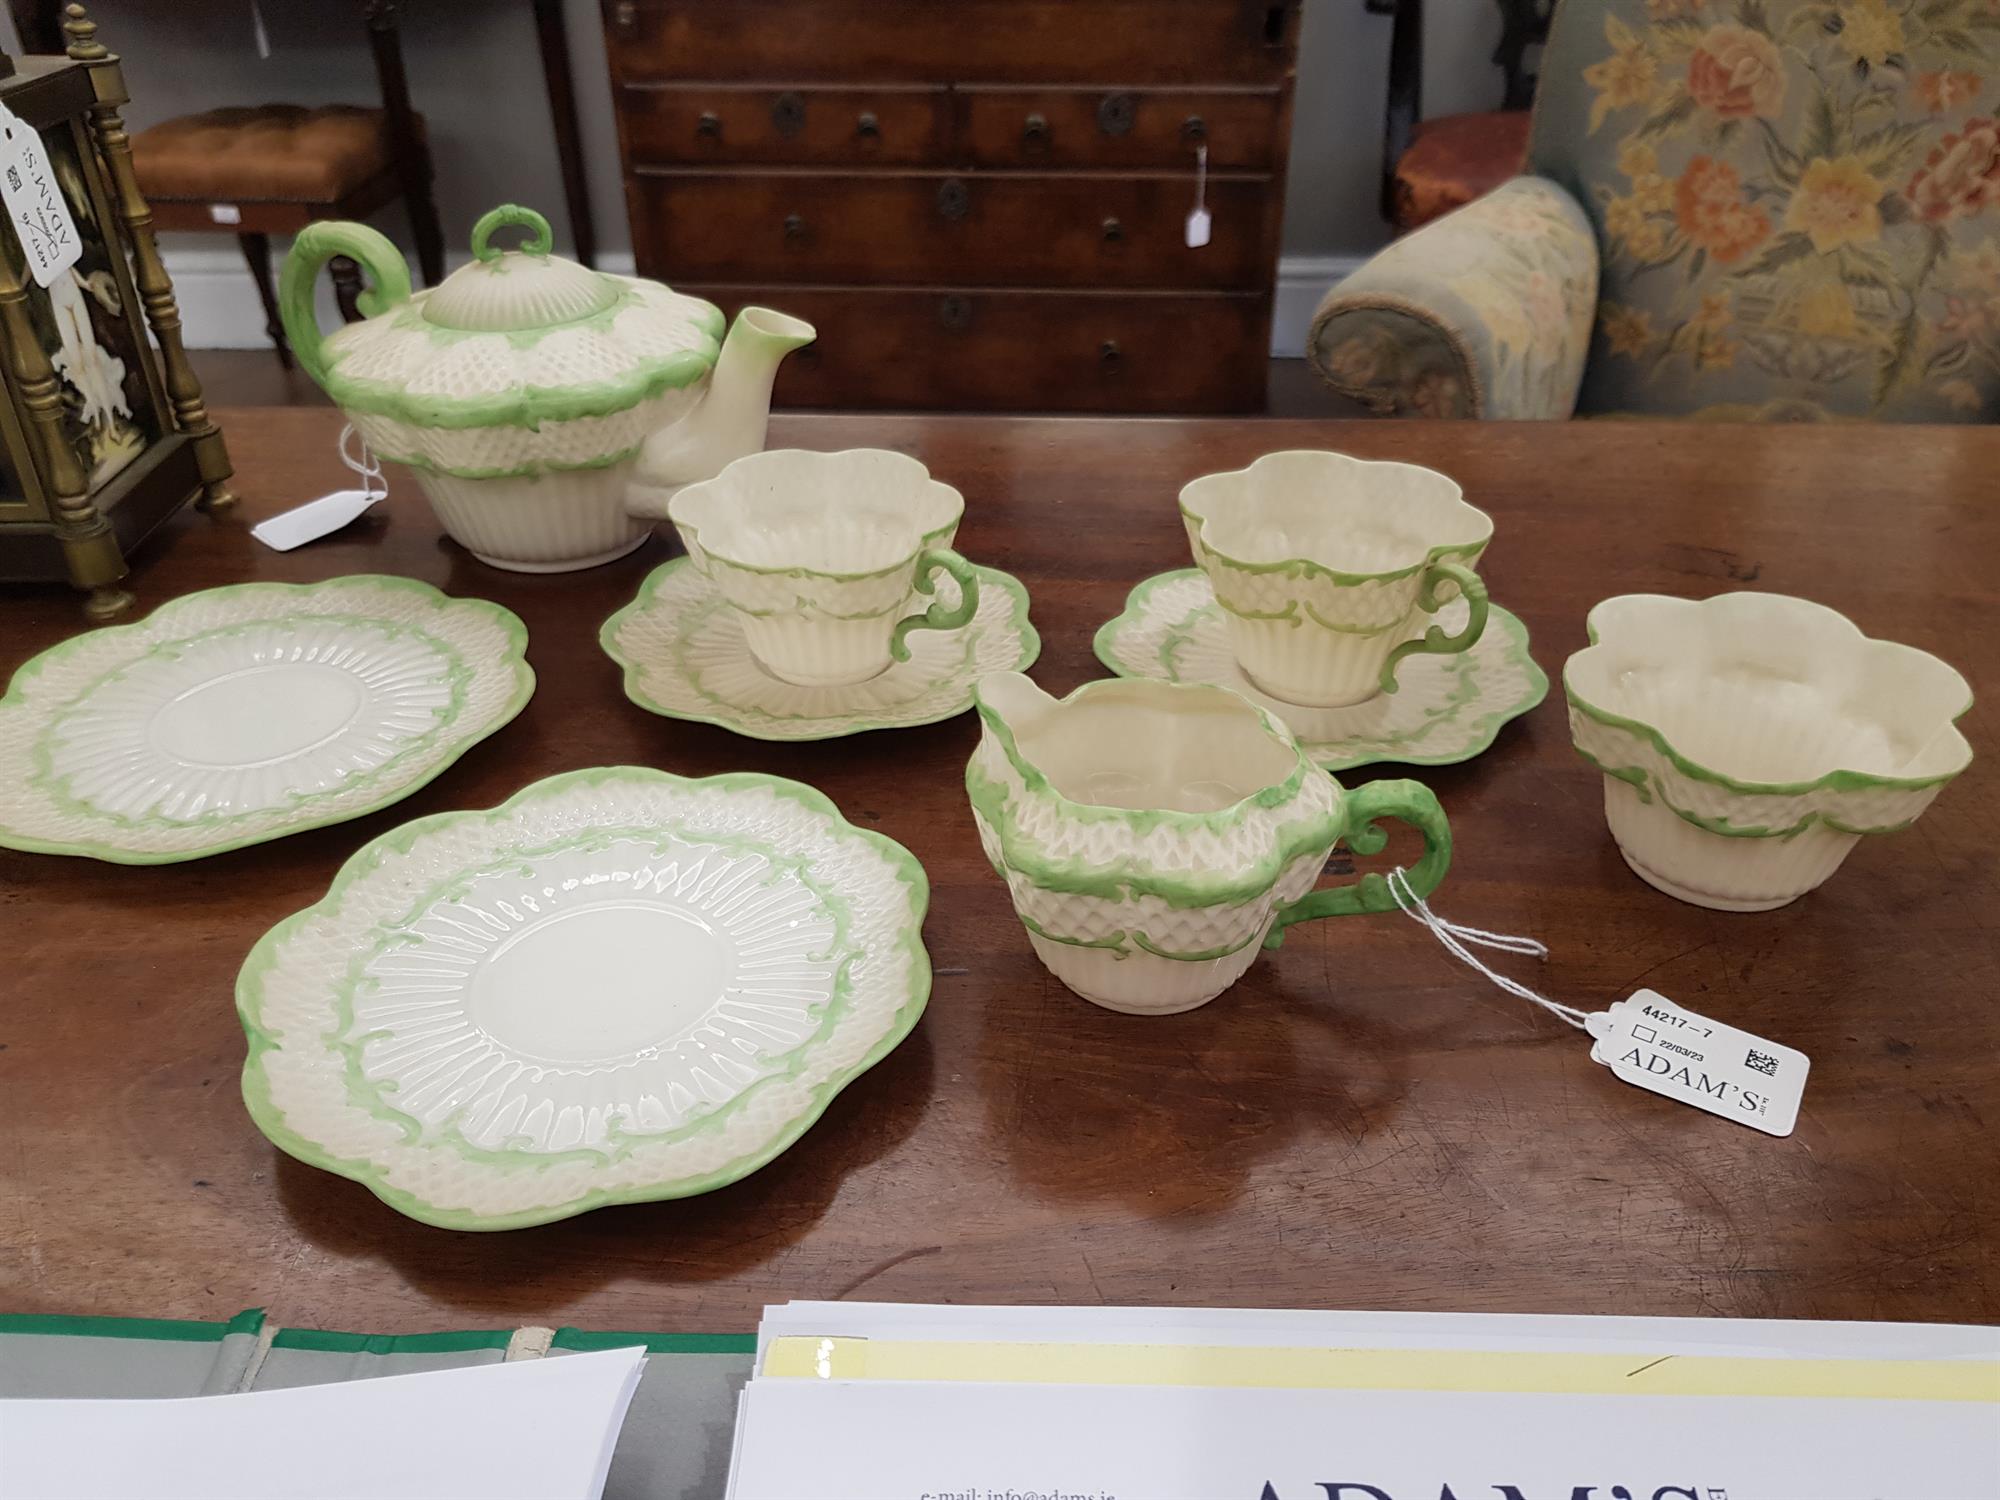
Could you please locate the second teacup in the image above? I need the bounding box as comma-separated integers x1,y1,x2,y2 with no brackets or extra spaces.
1180,450,1494,708
668,448,981,687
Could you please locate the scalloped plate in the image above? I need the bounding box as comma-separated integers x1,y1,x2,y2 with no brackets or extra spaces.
600,556,1038,741
237,766,931,1231
1093,569,1546,771
0,577,532,863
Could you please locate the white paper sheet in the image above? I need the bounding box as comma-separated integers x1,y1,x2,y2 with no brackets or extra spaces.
0,1345,646,1500
727,1377,2000,1500
757,1301,2000,1365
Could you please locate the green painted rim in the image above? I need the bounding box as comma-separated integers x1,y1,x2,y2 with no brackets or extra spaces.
1090,570,1547,772
0,577,534,865
599,557,1041,741
1179,451,1493,585
236,767,932,1231
1563,594,1975,803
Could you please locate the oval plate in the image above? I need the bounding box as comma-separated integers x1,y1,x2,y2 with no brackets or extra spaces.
237,766,931,1230
0,577,532,863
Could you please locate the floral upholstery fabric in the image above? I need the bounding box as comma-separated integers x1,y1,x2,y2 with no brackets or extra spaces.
1306,177,1600,418
1309,0,2000,421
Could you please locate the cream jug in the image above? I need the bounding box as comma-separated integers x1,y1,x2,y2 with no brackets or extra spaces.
967,673,1454,1014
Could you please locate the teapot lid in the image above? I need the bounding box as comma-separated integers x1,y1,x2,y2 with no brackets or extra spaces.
420,205,623,331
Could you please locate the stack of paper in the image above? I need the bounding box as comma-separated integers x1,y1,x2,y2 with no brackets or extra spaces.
726,1303,2000,1500
0,1344,647,1500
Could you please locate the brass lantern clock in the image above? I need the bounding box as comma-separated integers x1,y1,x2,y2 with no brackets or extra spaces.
0,5,232,622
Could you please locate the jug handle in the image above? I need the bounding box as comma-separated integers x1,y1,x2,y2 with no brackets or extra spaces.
1379,559,1488,695
889,548,982,662
278,221,413,388
1264,778,1451,948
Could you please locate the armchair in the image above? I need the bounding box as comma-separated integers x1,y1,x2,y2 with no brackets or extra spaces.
1310,0,2000,421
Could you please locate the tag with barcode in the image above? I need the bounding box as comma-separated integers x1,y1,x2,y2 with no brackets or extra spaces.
1587,989,1808,1137
0,103,79,288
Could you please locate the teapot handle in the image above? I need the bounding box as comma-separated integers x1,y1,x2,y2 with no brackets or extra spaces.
278,221,413,387
1263,778,1452,947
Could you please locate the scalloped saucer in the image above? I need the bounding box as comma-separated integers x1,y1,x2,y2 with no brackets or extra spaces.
0,576,533,863
237,767,931,1231
1093,569,1546,771
601,556,1039,740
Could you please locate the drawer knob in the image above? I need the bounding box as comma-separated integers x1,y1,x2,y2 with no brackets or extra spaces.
939,295,972,332
1100,340,1123,370
772,91,806,137
1023,113,1050,150
1097,92,1135,136
1182,115,1207,142
937,178,970,222
857,111,880,139
696,111,721,140
783,213,807,242
1101,216,1124,244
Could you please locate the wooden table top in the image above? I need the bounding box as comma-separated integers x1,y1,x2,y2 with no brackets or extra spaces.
3,410,1995,1335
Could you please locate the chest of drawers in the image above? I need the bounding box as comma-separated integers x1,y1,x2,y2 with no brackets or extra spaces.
603,0,1301,412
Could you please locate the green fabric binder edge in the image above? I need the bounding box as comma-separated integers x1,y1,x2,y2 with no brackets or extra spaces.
0,1309,754,1356
0,1308,265,1343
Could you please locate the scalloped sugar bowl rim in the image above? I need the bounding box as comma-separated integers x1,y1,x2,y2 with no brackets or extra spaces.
1563,591,1974,806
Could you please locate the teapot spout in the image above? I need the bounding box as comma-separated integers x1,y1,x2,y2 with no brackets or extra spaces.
626,306,816,520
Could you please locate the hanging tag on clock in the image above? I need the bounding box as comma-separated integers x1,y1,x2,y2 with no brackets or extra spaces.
0,102,79,288
1185,143,1212,249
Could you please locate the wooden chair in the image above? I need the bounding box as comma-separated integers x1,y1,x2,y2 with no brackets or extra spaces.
1371,0,1551,234
118,0,444,365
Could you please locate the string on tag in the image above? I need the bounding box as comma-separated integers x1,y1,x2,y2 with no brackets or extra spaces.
339,422,386,500
1386,868,1591,1031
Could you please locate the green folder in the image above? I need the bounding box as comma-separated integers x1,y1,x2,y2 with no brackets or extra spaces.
0,1310,754,1500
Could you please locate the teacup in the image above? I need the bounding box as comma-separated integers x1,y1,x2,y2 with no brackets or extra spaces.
1565,592,1973,911
1179,450,1493,708
668,449,981,688
967,672,1453,1015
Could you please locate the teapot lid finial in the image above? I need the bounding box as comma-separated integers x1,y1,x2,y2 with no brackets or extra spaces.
420,203,622,333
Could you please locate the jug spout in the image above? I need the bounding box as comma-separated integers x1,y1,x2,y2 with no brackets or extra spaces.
626,306,816,520
972,672,1060,748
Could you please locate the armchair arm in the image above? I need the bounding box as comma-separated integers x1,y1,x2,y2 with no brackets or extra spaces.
1306,176,1601,420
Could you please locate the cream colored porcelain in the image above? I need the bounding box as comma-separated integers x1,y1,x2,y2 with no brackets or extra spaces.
1179,450,1493,708
281,204,813,573
668,449,982,688
966,673,1453,1015
1564,593,1973,912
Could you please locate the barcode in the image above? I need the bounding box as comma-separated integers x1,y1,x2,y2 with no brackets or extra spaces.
1745,1049,1779,1076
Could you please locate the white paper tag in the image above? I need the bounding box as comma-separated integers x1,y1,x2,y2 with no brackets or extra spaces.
1587,988,1808,1137
250,0,272,58
251,424,387,550
209,203,243,225
0,103,80,288
1185,142,1211,248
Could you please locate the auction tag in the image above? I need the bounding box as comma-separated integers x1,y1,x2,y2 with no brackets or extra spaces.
1587,988,1808,1137
250,424,387,550
0,102,79,287
1185,142,1211,248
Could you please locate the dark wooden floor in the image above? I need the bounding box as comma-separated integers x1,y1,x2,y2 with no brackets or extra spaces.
187,349,1353,419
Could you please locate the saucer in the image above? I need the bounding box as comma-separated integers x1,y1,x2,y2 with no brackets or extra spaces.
237,766,931,1231
1093,569,1546,771
601,556,1039,740
0,576,533,863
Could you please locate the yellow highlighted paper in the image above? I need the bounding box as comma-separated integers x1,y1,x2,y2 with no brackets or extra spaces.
761,1336,2000,1404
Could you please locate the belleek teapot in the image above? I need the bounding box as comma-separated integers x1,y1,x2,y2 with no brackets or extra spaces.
279,204,814,572
967,673,1454,1015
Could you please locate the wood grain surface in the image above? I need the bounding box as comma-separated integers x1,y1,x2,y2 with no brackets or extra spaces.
2,410,1995,1334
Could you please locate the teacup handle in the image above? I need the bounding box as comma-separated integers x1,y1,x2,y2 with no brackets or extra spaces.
1264,778,1452,948
1379,560,1489,695
890,548,982,662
